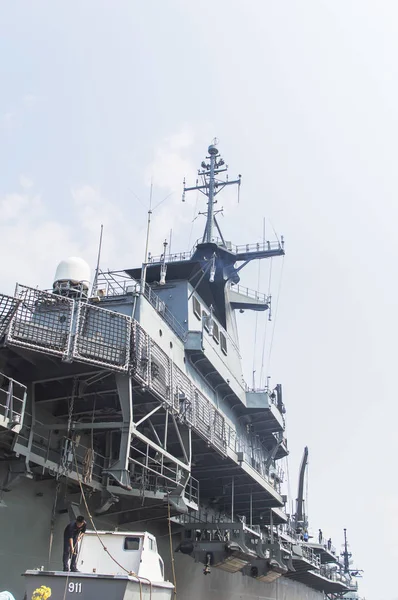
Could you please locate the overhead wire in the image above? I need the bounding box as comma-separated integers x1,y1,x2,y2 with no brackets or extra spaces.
251,258,261,388
187,192,199,249
266,256,285,375
259,257,273,388
168,497,177,598
252,218,267,388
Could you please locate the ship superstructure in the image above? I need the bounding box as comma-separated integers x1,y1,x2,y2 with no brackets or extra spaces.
0,142,361,599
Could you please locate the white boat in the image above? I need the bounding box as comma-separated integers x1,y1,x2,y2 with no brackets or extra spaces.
24,531,174,600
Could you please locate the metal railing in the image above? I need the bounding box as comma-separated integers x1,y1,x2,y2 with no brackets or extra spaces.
96,270,139,297
302,545,321,569
0,372,27,429
7,285,74,357
0,293,21,339
148,250,195,264
317,535,336,556
234,240,284,254
5,284,284,494
149,236,284,264
230,284,270,304
73,301,131,371
319,565,354,587
14,411,106,486
225,420,283,490
143,282,187,341
96,272,187,342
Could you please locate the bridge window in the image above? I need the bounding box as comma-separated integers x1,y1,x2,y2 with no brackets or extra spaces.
124,537,141,551
212,322,220,343
193,296,201,320
220,332,227,355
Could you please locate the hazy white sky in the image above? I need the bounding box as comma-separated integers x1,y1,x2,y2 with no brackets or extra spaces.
1,2,397,598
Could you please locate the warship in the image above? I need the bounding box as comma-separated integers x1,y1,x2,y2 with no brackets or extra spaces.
0,141,362,599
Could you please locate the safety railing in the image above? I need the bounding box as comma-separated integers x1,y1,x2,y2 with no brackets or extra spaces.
185,476,199,506
234,240,284,254
230,284,270,304
95,270,139,297
317,534,336,556
0,293,21,339
5,284,283,493
96,271,187,341
148,250,195,264
320,565,354,587
73,302,131,372
0,372,27,430
149,236,284,263
7,285,74,357
302,545,321,569
143,282,187,341
128,438,186,490
13,412,106,486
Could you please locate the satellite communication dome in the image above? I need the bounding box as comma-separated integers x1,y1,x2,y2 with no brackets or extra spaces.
53,257,91,291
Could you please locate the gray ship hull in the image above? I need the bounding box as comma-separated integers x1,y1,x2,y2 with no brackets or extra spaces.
0,479,323,600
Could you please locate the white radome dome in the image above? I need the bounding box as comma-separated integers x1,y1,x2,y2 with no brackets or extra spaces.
53,257,91,289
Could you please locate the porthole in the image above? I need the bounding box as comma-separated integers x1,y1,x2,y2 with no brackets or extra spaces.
170,342,173,349
159,329,163,337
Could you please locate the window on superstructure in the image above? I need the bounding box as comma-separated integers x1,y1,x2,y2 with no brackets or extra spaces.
193,296,201,320
124,537,141,550
212,321,220,343
148,537,157,552
220,332,227,355
203,311,209,332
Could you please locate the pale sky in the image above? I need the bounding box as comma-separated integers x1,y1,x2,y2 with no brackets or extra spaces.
1,2,396,598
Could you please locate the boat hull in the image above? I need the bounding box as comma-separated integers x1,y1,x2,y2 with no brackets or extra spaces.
24,571,173,600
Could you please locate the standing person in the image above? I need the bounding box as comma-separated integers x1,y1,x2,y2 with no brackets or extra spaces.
63,515,87,572
318,529,322,544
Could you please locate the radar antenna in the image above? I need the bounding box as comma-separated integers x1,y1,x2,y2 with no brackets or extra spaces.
182,139,241,244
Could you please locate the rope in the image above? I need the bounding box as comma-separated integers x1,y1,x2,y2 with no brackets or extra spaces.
48,479,61,567
167,497,177,599
62,538,80,600
72,444,153,600
82,448,94,484
67,378,79,437
51,378,79,571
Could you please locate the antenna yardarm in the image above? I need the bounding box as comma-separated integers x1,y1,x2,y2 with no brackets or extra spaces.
182,141,241,244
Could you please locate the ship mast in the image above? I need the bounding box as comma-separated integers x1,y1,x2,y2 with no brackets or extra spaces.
182,138,241,244
342,528,352,573
295,446,309,531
